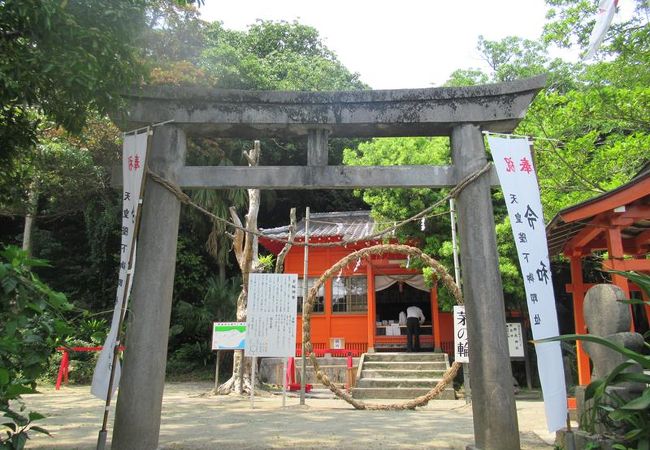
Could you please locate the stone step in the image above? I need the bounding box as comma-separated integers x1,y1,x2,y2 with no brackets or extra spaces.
355,378,445,389
360,369,447,379
362,361,448,370
351,387,456,400
364,352,447,363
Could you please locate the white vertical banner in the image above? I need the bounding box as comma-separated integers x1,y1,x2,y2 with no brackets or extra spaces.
245,274,298,357
488,135,567,432
584,0,618,60
91,130,149,400
453,306,469,363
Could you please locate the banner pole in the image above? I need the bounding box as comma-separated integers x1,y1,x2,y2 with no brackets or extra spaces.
300,207,310,406
282,357,288,407
250,357,256,409
214,351,220,392
96,127,152,450
450,198,471,404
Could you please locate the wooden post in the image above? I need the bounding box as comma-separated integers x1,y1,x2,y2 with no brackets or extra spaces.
569,255,591,386
431,286,441,351
300,208,310,405
214,351,220,392
366,263,376,352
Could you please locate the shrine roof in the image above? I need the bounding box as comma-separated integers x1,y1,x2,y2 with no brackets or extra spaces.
262,210,374,240
546,168,650,257
259,211,376,254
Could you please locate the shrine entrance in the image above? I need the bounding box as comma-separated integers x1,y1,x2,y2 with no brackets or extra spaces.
111,75,547,450
374,276,435,351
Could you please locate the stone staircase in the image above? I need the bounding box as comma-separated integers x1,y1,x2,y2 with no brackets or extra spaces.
351,352,456,400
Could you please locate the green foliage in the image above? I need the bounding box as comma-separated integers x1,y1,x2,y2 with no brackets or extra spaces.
0,129,104,217
173,235,210,304
167,276,240,375
1,403,51,450
343,137,526,308
0,0,151,161
257,254,275,273
444,68,489,87
443,2,649,221
0,246,72,403
0,245,72,448
200,20,365,91
543,0,649,60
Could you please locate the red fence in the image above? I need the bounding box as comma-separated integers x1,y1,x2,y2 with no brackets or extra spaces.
54,346,124,390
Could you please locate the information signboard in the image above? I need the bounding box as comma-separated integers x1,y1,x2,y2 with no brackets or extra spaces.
506,322,525,358
245,274,298,357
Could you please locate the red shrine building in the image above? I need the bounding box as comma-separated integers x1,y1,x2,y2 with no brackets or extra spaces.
259,211,455,354
546,166,650,386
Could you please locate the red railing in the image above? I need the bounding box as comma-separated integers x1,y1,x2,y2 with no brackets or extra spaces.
54,346,124,390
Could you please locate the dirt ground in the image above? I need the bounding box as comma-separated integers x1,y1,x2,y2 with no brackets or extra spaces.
22,382,557,449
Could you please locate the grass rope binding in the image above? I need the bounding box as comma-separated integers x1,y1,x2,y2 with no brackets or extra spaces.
303,243,463,410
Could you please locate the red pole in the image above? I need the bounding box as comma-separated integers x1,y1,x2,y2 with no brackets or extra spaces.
55,350,68,390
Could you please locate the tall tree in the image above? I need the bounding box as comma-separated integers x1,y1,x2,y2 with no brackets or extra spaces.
0,0,152,160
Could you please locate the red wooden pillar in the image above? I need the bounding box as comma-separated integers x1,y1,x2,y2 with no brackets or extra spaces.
569,255,591,385
431,284,441,351
606,227,631,298
605,227,636,333
325,279,332,340
366,263,376,352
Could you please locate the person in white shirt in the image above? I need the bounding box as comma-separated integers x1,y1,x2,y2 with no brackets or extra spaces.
406,305,425,352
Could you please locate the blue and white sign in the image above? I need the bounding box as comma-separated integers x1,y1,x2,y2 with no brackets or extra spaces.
212,322,246,350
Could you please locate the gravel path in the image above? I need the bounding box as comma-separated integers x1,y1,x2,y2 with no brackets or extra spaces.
22,382,556,449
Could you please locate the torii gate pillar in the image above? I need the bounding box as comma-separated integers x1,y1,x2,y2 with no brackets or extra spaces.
112,126,187,450
452,124,520,449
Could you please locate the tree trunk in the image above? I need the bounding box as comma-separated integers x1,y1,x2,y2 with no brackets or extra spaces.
216,141,262,395
22,183,39,257
218,261,226,282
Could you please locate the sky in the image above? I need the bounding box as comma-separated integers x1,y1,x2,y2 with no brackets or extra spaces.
199,0,554,89
199,1,640,89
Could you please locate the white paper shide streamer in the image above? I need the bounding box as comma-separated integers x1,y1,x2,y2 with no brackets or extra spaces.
488,135,567,432
91,131,148,400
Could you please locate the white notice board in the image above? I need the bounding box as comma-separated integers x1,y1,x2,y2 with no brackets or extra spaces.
453,306,469,363
245,274,298,357
506,322,525,358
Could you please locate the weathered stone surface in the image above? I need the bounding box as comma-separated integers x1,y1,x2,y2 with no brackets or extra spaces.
577,283,645,436
583,284,645,380
116,76,547,138
113,164,500,189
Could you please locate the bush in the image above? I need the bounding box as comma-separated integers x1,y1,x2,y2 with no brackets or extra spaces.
0,245,72,449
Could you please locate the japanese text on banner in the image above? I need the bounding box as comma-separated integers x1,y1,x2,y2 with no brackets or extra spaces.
91,130,148,400
489,135,567,432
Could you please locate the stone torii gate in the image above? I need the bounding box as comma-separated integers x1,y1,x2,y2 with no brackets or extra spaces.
112,75,546,450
